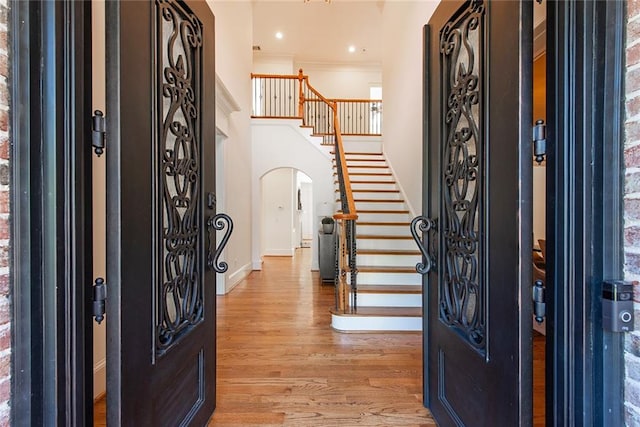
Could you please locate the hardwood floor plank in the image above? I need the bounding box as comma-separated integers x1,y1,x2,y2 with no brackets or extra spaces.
209,248,433,426
94,248,544,425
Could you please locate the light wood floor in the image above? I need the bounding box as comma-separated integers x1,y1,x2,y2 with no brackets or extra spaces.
94,247,546,426
209,248,434,426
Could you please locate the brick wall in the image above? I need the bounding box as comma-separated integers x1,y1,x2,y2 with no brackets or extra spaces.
0,0,8,424
626,1,640,425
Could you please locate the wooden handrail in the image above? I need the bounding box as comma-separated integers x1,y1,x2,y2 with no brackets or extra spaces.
250,72,300,79
331,98,383,103
332,112,357,219
301,76,333,105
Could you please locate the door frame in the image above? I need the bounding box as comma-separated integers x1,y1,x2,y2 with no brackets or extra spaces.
547,1,625,425
11,1,93,425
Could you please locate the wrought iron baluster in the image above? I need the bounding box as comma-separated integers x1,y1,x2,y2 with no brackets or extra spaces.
347,219,358,312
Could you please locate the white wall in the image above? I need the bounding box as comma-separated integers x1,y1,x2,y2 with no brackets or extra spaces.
252,121,334,270
253,54,295,75
299,178,314,241
294,62,381,99
208,0,255,293
261,168,296,255
381,2,438,216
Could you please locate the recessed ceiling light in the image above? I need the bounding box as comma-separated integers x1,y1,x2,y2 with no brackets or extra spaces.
348,45,356,53
275,32,284,40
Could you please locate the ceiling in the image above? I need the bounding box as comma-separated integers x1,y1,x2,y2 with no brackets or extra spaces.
251,1,547,65
252,0,386,65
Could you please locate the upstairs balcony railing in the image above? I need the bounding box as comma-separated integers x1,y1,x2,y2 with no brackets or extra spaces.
251,69,361,313
251,69,382,141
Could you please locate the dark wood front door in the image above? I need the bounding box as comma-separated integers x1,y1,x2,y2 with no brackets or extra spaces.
105,1,219,424
420,1,533,425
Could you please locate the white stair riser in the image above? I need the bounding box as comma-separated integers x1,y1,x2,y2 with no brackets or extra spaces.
355,201,406,211
338,191,401,201
337,174,395,182
356,272,421,286
349,182,397,191
357,293,422,307
333,185,402,200
357,224,411,235
332,314,422,332
357,238,417,250
345,156,385,163
335,160,387,168
357,253,421,267
346,167,390,174
338,154,385,157
357,212,412,222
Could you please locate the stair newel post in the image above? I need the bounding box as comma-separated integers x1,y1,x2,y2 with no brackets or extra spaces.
297,68,305,122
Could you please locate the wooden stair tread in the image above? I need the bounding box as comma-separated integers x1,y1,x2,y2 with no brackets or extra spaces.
336,180,397,184
357,235,413,240
358,285,422,294
334,188,400,194
354,199,404,203
357,222,410,226
331,307,422,317
331,152,383,156
358,266,416,273
356,209,410,214
334,189,400,193
339,199,405,203
345,165,389,169
333,172,392,176
333,158,386,162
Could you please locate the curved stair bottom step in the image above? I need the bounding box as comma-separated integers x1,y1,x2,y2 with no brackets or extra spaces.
331,307,422,332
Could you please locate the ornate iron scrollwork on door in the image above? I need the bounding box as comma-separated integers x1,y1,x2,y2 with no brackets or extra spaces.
410,216,438,275
207,213,233,273
155,0,205,355
439,0,486,352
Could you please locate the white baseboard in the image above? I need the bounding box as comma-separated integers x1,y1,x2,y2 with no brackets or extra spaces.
93,358,106,400
226,262,252,293
252,259,263,270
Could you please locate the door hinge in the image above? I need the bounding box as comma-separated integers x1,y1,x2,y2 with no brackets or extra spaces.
92,110,106,157
92,277,107,324
533,279,546,323
533,119,546,165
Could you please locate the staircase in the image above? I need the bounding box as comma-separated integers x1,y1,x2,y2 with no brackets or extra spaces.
331,149,422,332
